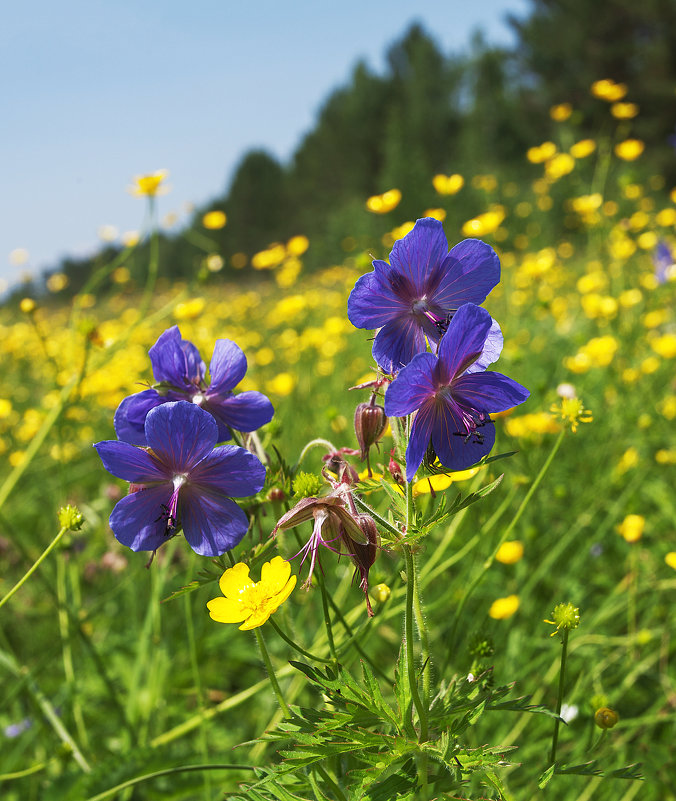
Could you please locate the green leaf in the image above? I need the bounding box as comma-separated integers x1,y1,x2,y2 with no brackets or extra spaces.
537,764,556,789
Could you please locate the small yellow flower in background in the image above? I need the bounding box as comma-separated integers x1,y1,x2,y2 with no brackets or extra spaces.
617,514,645,543
651,333,676,359
174,297,206,321
366,188,401,214
424,207,447,221
665,552,676,570
569,139,596,159
287,235,310,256
591,79,627,102
545,153,575,181
550,397,593,432
614,139,645,161
19,297,36,314
656,449,676,465
462,206,505,237
46,272,69,293
266,372,296,397
207,556,296,630
550,103,573,121
202,210,227,230
496,540,524,565
9,247,29,265
122,230,140,247
129,169,169,197
489,595,520,620
594,707,619,729
504,412,561,438
611,102,639,119
616,447,639,474
432,173,464,195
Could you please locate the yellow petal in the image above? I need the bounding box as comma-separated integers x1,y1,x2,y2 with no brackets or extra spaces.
239,609,272,630
268,575,297,611
219,563,253,598
260,555,291,595
207,597,248,623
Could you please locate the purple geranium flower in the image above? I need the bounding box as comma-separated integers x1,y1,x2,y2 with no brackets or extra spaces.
95,401,266,556
653,240,674,285
384,303,529,481
347,217,501,373
114,326,274,446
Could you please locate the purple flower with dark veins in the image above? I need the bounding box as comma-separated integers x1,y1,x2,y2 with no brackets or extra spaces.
347,218,501,373
114,326,274,445
95,401,265,556
384,303,529,481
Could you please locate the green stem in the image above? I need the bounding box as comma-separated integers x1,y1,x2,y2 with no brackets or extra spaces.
0,526,68,611
183,590,211,799
549,629,570,764
317,572,338,662
447,429,565,653
254,627,291,718
268,616,332,663
81,763,255,801
0,648,91,773
403,544,428,743
294,438,338,470
353,493,402,539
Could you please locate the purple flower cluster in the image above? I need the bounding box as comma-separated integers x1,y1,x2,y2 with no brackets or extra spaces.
348,218,529,479
96,329,271,557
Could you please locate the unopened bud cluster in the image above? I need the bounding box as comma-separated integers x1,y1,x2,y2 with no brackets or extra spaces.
545,602,580,637
58,504,84,532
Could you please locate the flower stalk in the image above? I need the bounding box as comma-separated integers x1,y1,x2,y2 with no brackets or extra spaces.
254,628,291,718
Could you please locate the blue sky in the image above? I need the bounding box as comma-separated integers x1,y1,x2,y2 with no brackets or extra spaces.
0,0,529,290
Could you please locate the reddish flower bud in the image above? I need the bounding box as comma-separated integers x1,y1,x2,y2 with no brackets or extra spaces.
388,449,405,485
354,400,387,462
267,487,285,502
342,513,380,617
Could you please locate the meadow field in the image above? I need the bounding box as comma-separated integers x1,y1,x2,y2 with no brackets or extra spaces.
1,102,675,800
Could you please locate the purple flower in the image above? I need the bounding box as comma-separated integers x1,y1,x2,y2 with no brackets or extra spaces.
95,401,265,556
347,218,501,373
384,304,529,481
653,240,674,285
114,326,274,446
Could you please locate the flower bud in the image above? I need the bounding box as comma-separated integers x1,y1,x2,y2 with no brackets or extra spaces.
594,706,619,729
388,450,404,485
343,513,380,617
354,400,387,461
372,583,391,603
58,504,84,532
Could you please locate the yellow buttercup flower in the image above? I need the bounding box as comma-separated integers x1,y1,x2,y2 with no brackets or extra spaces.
591,79,627,102
432,174,464,195
617,514,645,543
614,139,645,161
550,103,572,121
366,188,402,214
129,169,170,197
569,139,596,159
495,541,524,565
489,595,520,620
611,102,638,119
202,210,227,229
550,397,593,432
665,552,676,570
207,556,296,630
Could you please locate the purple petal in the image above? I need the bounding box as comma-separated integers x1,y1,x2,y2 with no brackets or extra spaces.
453,372,530,414
149,326,205,387
431,239,500,310
190,444,266,498
432,399,496,471
347,267,410,329
205,391,274,435
384,352,437,417
144,401,217,471
437,304,493,382
388,218,449,296
405,399,437,481
114,390,163,445
372,317,428,373
208,339,248,395
109,486,172,551
95,440,168,483
465,318,503,374
179,487,250,556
